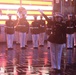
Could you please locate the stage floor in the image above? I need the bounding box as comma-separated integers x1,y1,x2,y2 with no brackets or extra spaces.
0,42,76,75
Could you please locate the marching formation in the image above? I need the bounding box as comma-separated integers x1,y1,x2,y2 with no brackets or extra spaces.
4,9,76,72
5,12,76,50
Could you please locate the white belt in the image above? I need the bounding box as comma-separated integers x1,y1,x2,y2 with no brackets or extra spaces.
41,26,45,27
30,27,39,29
46,28,52,30
6,27,14,28
67,27,74,28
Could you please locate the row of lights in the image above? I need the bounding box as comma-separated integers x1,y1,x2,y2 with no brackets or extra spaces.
55,0,74,3
65,0,73,1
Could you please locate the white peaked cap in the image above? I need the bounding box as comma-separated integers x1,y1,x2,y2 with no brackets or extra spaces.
54,13,63,17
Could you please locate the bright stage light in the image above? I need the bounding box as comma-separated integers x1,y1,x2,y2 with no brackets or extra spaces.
0,4,53,10
65,0,68,1
0,0,53,25
0,0,53,6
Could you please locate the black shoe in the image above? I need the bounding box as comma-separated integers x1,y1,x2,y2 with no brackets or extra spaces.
25,45,28,47
8,48,13,50
47,47,50,49
21,47,26,49
67,48,73,49
74,45,76,48
34,47,38,49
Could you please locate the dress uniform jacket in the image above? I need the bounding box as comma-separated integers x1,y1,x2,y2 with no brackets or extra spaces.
38,20,46,33
48,21,66,44
5,20,14,34
30,20,40,34
40,13,66,44
17,18,29,33
66,20,74,34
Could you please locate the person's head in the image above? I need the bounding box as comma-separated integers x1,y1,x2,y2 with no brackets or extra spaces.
34,15,37,20
8,14,12,20
17,7,27,18
49,16,53,21
68,14,73,20
54,14,63,22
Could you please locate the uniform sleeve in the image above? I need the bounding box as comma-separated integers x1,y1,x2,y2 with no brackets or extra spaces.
5,21,7,32
62,23,66,43
41,13,50,22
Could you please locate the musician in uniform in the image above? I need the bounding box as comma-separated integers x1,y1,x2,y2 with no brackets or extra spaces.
5,15,14,50
17,7,29,49
66,14,74,49
38,16,46,47
30,16,40,49
17,14,29,49
39,9,66,72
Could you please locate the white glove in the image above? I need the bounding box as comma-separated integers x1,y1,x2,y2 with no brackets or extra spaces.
38,9,43,14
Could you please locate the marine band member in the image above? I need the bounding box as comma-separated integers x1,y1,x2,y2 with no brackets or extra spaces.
5,15,14,50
